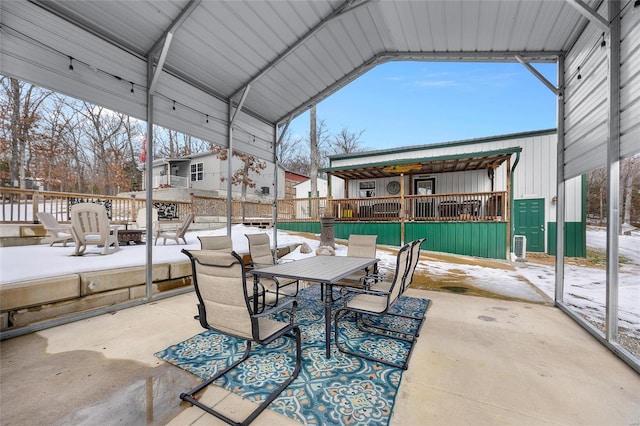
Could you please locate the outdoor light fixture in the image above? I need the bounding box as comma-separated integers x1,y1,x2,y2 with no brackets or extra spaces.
206,114,209,123
172,100,176,110
600,33,606,48
577,66,582,80
130,82,134,93
68,56,74,72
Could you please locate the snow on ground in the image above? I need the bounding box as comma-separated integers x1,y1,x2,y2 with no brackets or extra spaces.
1,224,638,336
515,227,640,333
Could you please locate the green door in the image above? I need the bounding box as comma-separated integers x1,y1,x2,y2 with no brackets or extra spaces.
513,198,545,252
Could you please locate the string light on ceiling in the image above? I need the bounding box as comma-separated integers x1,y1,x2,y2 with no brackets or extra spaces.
5,22,263,138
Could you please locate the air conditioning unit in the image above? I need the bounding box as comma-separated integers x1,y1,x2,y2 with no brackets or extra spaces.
513,235,527,261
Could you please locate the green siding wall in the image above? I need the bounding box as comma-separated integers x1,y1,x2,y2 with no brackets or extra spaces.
278,222,402,246
406,222,508,259
277,222,320,234
547,222,587,257
334,222,402,246
279,221,507,259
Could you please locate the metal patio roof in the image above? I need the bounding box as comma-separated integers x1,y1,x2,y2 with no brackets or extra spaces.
28,0,594,126
320,147,522,180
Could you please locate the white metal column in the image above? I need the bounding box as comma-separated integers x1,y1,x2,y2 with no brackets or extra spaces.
605,0,620,342
555,55,566,303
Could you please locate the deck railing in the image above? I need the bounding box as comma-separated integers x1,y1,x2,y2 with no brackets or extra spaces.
1,188,507,225
0,188,192,224
278,191,508,222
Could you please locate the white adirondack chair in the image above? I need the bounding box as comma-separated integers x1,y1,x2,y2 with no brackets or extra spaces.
69,203,121,256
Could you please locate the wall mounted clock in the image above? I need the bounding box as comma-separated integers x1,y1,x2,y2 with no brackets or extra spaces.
387,181,400,195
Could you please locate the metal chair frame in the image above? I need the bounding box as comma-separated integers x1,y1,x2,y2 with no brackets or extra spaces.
334,242,422,369
358,238,428,341
180,249,301,425
245,233,299,306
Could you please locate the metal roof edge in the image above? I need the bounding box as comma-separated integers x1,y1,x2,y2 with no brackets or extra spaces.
320,147,523,174
328,128,556,161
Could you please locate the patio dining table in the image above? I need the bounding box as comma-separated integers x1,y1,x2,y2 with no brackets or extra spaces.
249,255,379,359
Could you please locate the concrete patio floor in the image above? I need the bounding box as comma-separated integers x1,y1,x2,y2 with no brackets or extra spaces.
1,288,639,426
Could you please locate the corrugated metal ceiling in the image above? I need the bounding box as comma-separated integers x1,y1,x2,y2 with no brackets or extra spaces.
29,0,592,125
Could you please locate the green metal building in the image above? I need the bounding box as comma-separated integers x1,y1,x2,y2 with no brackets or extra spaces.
279,129,586,260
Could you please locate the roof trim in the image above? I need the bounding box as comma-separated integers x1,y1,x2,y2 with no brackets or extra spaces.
329,128,556,162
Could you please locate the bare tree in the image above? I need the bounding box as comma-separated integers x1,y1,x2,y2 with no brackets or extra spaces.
310,105,318,208
0,77,51,188
120,116,145,191
621,155,638,229
212,145,267,219
284,154,312,176
277,126,304,169
330,127,366,155
587,166,607,225
152,128,211,159
278,118,332,175
79,103,126,194
32,94,77,191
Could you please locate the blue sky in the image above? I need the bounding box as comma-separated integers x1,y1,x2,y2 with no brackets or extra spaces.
287,61,558,151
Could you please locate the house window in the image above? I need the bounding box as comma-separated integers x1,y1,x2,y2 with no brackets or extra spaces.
190,163,203,181
359,181,376,198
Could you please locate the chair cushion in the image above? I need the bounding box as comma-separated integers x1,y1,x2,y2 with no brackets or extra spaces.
346,293,387,314
257,317,290,341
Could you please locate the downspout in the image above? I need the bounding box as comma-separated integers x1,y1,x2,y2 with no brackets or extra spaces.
509,152,521,256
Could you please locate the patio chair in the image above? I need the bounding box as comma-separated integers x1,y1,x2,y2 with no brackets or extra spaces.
325,234,380,300
36,211,73,247
134,207,158,242
69,203,120,256
180,249,301,425
245,233,299,306
196,236,278,311
155,213,193,245
334,242,423,369
197,235,232,251
336,234,379,288
402,238,426,292
359,238,428,340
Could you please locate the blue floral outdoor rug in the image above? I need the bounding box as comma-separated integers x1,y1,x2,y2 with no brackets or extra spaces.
154,285,430,425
